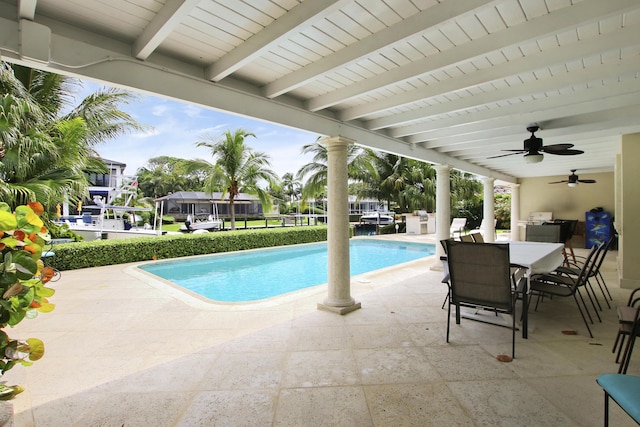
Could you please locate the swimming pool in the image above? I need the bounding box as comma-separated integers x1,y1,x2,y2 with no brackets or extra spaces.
139,239,435,302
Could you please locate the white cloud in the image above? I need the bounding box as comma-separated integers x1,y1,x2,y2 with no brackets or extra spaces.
93,84,319,180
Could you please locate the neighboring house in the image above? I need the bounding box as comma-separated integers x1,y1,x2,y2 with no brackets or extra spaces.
348,196,390,215
62,158,135,216
157,191,264,219
303,196,390,216
87,158,140,209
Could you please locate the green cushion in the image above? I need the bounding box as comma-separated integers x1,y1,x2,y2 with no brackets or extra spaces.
597,374,640,423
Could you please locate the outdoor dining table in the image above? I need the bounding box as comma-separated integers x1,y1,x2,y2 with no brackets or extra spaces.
500,241,565,338
442,240,565,339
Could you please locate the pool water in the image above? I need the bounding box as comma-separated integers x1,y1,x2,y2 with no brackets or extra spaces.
139,239,435,302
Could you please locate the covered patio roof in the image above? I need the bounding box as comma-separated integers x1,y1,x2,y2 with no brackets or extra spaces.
0,0,636,181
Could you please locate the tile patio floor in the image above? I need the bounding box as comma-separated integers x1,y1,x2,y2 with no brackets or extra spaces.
2,234,637,426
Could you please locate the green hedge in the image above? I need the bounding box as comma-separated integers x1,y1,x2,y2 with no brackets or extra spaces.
48,227,328,271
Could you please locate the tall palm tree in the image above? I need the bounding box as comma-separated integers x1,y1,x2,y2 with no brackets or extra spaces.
189,129,278,230
280,172,301,202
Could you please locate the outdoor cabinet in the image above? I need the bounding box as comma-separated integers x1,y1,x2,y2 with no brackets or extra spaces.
585,211,611,249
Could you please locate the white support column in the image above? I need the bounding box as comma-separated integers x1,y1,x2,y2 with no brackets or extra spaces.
509,183,521,241
434,164,451,259
481,177,496,243
317,136,361,315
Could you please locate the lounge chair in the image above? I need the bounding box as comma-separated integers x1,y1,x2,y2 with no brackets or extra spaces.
449,218,467,238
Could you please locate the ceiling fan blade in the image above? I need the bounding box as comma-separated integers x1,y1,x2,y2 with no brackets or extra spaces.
487,151,524,159
541,143,574,153
578,179,596,183
548,180,569,184
547,149,584,156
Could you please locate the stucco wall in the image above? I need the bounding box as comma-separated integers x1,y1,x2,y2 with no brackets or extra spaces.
516,171,614,243
519,171,615,222
619,135,640,289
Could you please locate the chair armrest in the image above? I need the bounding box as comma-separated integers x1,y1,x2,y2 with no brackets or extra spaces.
530,272,574,285
627,288,640,305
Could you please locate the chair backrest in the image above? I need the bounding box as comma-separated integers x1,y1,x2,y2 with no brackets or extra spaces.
550,219,578,243
445,240,514,312
440,238,453,254
525,224,561,243
470,232,484,243
590,236,614,275
450,218,467,236
459,234,474,242
571,243,602,290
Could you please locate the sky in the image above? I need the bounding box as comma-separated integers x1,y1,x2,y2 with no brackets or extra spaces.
71,80,318,179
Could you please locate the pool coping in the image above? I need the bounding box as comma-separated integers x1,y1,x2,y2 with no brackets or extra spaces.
125,239,438,310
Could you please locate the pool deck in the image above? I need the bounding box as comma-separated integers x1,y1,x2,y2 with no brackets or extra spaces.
2,233,637,426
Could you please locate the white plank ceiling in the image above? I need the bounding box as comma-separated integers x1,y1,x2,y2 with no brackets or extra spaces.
1,0,638,182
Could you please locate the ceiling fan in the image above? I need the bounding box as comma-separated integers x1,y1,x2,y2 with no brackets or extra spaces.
549,169,596,187
488,125,584,163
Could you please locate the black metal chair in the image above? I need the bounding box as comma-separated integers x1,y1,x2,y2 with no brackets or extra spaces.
528,244,601,338
469,232,484,243
445,240,526,359
612,288,640,369
525,223,561,243
555,237,614,310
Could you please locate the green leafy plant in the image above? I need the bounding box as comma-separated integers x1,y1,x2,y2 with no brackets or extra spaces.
0,202,56,399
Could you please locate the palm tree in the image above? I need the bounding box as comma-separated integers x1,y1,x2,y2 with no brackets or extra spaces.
296,139,375,200
0,62,147,209
189,129,278,230
379,155,436,212
136,156,202,198
281,172,301,202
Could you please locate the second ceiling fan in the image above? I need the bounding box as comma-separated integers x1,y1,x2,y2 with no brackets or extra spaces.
488,125,584,163
549,170,596,187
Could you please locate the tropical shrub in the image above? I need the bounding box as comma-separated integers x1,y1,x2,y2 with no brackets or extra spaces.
48,227,328,271
0,202,56,398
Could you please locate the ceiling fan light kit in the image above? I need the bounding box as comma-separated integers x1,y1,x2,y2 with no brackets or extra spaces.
488,125,584,162
549,169,596,187
524,152,543,163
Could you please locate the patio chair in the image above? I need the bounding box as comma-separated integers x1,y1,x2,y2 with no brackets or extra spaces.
439,238,453,310
449,218,467,238
444,240,525,359
614,308,640,374
596,373,640,426
555,237,614,310
553,219,579,264
528,244,601,338
470,232,484,243
525,223,561,243
471,218,497,240
612,288,640,368
459,234,474,242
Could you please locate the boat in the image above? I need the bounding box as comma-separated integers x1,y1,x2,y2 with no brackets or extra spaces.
180,214,223,232
359,211,395,225
57,176,163,240
179,203,223,232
